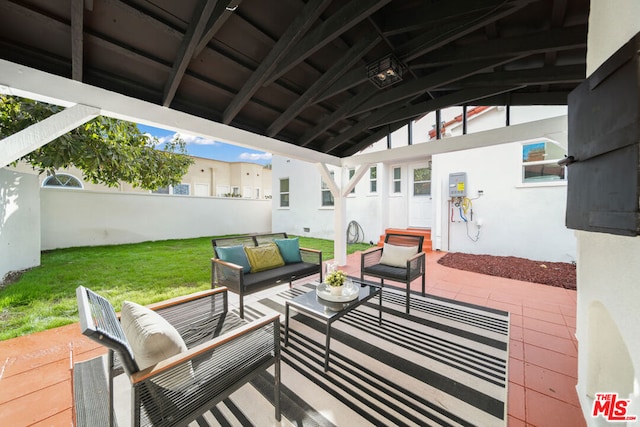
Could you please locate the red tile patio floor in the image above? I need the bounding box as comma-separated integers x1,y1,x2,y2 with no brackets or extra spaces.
0,251,585,426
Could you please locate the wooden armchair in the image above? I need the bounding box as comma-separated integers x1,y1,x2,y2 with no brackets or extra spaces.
360,233,426,314
76,286,280,427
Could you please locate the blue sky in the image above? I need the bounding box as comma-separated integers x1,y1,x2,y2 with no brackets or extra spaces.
138,124,272,165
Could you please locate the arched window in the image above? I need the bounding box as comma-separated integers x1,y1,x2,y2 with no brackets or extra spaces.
42,173,83,189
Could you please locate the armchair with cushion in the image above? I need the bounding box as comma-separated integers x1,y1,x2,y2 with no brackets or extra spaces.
76,286,281,427
360,233,426,314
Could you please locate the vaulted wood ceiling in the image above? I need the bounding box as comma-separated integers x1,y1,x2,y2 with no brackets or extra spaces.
0,0,589,158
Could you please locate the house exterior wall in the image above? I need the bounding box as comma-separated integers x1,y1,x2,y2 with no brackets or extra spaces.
273,106,575,263
272,157,347,240
0,168,40,282
40,187,271,250
433,140,575,263
575,1,640,423
11,156,271,198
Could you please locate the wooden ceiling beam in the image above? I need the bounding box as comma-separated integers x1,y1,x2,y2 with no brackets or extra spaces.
411,25,587,69
70,0,84,81
314,68,370,104
263,0,392,86
382,0,506,36
351,56,524,117
340,121,406,157
300,88,376,146
325,84,522,154
193,0,243,57
321,97,412,153
397,0,535,62
341,86,522,156
267,33,380,137
162,0,219,107
223,0,332,124
478,91,571,105
433,64,586,90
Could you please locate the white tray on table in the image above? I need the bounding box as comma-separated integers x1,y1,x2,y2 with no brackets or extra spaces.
315,280,360,302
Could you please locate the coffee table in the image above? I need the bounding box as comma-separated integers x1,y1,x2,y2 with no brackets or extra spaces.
284,277,382,371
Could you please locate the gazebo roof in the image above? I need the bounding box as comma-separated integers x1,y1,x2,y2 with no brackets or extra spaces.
0,0,589,158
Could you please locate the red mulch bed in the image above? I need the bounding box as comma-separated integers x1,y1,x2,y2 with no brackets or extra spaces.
437,252,576,290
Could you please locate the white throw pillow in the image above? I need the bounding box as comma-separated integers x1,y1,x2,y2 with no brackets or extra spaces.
120,301,194,389
379,243,419,268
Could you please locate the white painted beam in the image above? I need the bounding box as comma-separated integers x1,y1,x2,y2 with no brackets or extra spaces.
342,115,568,167
0,60,341,166
0,104,99,167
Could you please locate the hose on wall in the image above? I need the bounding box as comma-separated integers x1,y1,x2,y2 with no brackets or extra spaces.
347,220,365,244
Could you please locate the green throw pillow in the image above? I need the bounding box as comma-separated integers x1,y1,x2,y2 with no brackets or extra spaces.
216,245,251,273
244,243,285,273
274,238,303,264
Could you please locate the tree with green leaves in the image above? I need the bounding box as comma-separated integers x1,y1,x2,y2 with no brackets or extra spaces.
1,95,193,190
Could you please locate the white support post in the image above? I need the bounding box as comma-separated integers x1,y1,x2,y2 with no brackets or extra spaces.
0,104,100,167
333,194,347,266
379,162,389,232
317,162,347,266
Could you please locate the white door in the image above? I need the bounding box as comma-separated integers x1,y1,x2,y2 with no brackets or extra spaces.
408,164,432,228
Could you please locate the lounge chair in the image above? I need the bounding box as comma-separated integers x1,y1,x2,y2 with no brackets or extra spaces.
75,286,280,427
360,233,426,313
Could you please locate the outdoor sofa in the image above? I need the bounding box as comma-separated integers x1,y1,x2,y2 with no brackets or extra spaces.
211,232,322,318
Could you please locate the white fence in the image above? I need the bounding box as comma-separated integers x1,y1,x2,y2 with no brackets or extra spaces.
1,168,273,282
0,169,41,281
40,188,272,250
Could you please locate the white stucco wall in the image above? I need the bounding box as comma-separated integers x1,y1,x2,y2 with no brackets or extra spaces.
575,1,640,424
272,157,392,243
273,106,575,262
40,188,272,250
0,168,40,281
433,140,575,263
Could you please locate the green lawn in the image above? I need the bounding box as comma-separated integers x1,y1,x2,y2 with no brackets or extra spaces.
0,235,370,341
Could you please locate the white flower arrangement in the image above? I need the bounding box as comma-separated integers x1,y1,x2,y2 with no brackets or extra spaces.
325,269,347,287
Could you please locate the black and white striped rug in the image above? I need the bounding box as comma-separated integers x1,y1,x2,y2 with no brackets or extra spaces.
201,282,510,427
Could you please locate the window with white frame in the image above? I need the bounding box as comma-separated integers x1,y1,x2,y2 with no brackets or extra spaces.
279,178,289,207
369,166,377,193
42,173,83,189
173,183,190,195
413,167,431,196
392,167,402,193
521,140,566,183
321,171,335,206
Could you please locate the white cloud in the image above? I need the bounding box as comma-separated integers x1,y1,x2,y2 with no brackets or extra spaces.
239,152,272,161
156,132,220,146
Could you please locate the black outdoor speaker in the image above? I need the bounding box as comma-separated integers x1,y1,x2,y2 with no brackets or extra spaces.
566,31,640,236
